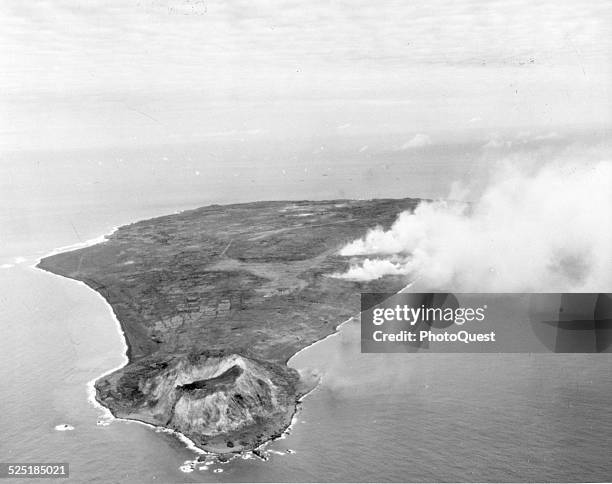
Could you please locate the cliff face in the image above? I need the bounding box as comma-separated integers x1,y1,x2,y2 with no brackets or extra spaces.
95,351,302,452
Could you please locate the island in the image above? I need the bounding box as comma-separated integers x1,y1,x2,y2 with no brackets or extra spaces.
38,198,419,454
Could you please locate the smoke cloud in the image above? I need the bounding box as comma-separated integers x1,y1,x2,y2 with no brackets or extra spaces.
335,157,612,291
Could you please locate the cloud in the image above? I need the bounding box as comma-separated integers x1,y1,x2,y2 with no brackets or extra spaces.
400,134,432,150
483,136,512,149
534,131,560,141
2,0,609,151
335,157,612,292
485,131,563,149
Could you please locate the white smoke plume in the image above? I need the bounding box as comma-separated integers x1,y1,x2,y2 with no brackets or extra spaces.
336,157,612,291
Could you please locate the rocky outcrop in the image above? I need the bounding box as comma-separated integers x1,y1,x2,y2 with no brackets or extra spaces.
95,350,303,453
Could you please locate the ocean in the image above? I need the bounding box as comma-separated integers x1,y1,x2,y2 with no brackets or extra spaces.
1,139,611,482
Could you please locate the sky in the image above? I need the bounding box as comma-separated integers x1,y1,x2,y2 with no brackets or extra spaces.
1,0,611,151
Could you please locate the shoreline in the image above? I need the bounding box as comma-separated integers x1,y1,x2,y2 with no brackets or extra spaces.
33,201,416,459
286,280,415,369
34,239,212,456
32,225,214,454
32,222,338,458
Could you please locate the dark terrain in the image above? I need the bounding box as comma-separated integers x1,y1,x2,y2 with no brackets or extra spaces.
38,198,419,453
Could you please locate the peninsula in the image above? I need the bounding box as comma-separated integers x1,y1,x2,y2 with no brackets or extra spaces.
38,198,419,453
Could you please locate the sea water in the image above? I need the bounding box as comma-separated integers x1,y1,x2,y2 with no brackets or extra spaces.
1,139,611,482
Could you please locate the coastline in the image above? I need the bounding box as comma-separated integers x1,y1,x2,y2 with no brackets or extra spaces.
35,247,317,458
33,226,214,456
33,200,417,458
32,223,331,457
31,228,118,269
267,284,417,448
286,280,415,369
34,225,360,458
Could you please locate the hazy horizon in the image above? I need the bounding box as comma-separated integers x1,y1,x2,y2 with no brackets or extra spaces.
1,0,611,152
